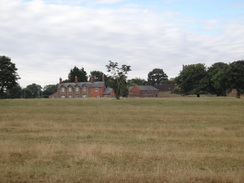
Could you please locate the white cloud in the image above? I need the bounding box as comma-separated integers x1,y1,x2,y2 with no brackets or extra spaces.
0,0,243,87
46,0,127,5
92,0,126,4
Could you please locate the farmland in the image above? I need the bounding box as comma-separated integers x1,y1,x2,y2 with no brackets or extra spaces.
0,98,243,183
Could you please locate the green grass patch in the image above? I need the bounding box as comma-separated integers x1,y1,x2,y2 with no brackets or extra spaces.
0,98,243,182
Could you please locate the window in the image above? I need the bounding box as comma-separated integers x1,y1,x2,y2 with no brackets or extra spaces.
76,87,79,92
61,88,65,93
82,87,86,92
95,88,99,92
68,87,72,92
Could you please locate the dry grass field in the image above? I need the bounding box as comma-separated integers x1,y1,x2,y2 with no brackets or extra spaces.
0,97,243,183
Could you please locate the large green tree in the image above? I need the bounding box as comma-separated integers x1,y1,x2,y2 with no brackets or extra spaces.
22,88,32,98
106,60,131,99
90,70,106,82
25,83,42,98
128,78,147,86
207,62,228,96
5,84,22,99
147,68,168,85
226,60,244,98
175,64,207,97
68,66,87,82
0,56,20,99
43,84,58,98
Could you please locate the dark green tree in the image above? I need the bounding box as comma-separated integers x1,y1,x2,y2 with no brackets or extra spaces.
90,70,106,82
207,62,228,96
106,60,131,99
22,88,32,98
148,68,168,85
175,64,207,97
61,79,70,83
68,66,87,82
0,56,20,99
226,60,244,98
128,78,147,86
25,83,42,98
5,84,22,99
43,84,58,98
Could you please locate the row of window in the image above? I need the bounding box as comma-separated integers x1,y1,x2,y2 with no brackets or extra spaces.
61,95,87,98
61,87,86,93
61,87,100,93
61,87,97,93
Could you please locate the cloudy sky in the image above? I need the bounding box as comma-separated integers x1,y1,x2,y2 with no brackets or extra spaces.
1,0,243,87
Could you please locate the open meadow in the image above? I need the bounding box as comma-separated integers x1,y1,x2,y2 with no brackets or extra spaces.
0,97,243,183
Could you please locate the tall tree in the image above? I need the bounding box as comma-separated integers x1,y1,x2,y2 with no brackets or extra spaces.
226,60,244,98
148,68,168,85
22,88,32,98
5,84,22,99
106,60,131,99
207,62,228,96
68,66,87,82
175,64,207,97
25,83,42,98
0,56,20,99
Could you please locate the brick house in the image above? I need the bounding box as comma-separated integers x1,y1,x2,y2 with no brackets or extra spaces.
153,84,176,92
128,85,159,97
50,76,115,98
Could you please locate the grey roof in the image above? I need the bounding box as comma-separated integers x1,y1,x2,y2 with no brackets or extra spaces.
128,86,133,91
135,85,159,91
103,87,113,95
58,81,104,89
153,84,176,91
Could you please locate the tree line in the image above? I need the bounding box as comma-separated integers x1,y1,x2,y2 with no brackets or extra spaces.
1,55,244,99
174,61,244,98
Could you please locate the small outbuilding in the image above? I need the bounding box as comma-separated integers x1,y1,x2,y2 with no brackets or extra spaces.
128,85,159,98
153,84,176,92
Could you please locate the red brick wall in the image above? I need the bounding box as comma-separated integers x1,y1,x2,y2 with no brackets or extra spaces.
89,87,104,97
129,86,141,97
140,90,159,97
58,86,67,98
56,84,114,98
67,86,73,98
129,86,159,97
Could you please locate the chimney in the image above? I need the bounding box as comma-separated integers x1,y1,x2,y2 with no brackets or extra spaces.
102,74,105,82
75,76,78,83
90,75,94,83
183,64,188,70
59,77,62,84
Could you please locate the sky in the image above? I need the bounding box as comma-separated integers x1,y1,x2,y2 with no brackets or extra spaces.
1,0,244,88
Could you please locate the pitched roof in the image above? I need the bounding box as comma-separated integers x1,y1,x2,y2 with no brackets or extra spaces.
103,87,113,95
136,85,159,91
58,81,104,89
153,84,176,91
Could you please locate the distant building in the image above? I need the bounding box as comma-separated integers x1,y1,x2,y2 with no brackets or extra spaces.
128,85,159,97
50,76,115,98
153,84,176,92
